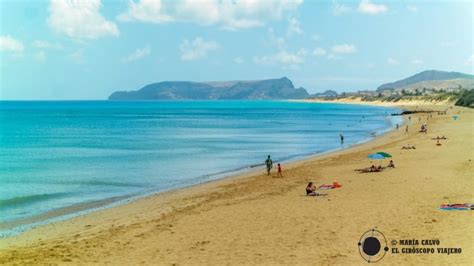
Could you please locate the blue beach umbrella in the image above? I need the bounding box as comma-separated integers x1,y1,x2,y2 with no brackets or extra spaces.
368,153,385,160
368,153,385,166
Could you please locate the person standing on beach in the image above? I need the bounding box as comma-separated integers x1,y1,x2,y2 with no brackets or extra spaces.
396,124,399,131
265,155,273,175
340,133,344,144
405,125,409,134
277,163,283,178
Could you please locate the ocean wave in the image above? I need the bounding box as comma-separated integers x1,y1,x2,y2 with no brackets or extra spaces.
0,192,70,209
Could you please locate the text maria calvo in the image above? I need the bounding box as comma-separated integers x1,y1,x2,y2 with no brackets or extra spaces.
392,239,462,255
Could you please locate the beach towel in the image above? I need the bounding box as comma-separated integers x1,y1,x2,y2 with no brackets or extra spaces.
318,183,342,190
439,204,473,211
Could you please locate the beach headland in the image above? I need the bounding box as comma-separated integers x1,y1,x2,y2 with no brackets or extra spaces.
0,103,472,265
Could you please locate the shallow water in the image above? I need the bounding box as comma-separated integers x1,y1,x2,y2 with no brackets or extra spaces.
0,100,401,233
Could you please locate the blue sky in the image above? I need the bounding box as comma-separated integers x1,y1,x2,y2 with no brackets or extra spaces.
0,0,473,100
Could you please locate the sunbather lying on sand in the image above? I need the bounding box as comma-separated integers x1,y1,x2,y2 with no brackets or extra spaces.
431,136,447,140
401,145,416,150
355,165,385,173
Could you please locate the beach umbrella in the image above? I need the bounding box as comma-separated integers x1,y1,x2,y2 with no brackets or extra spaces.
368,153,385,160
376,152,392,158
368,153,385,167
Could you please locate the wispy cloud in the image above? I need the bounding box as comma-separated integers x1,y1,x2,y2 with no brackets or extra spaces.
313,47,326,57
287,17,303,35
387,57,398,65
0,35,24,53
35,51,46,62
407,5,418,12
332,0,352,15
118,0,303,30
32,40,63,50
48,0,118,40
411,59,423,65
466,54,474,66
122,46,151,63
180,37,219,61
331,44,357,54
253,49,307,69
233,57,244,64
358,0,387,15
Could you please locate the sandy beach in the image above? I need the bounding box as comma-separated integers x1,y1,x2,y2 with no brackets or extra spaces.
0,104,472,265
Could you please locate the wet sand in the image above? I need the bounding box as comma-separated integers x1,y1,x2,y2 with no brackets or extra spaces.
0,104,472,265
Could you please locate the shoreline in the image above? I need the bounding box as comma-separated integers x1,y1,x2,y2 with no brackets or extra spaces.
293,98,455,107
0,103,402,238
1,103,472,265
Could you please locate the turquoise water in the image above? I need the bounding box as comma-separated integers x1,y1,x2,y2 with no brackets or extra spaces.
0,100,401,234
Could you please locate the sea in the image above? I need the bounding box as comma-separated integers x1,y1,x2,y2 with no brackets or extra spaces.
0,100,402,236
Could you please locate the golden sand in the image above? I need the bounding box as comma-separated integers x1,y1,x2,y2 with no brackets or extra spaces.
0,104,472,265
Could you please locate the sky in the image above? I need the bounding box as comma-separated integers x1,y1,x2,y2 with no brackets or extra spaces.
0,0,473,100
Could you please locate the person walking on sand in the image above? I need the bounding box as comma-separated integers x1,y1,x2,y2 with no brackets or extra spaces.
265,155,273,175
340,133,344,144
277,163,283,178
396,124,399,131
405,125,409,134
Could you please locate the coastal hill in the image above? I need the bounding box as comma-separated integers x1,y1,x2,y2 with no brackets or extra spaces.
308,70,474,108
377,70,474,91
108,77,309,100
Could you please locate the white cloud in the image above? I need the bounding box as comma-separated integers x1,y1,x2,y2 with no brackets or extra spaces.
233,57,244,64
407,5,418,12
48,0,119,40
180,37,219,61
387,57,398,65
331,44,357,54
32,40,63,49
332,0,351,15
122,46,151,63
265,28,286,50
118,0,303,30
287,17,303,35
411,59,423,65
313,47,326,57
253,49,306,68
358,0,387,15
0,35,24,53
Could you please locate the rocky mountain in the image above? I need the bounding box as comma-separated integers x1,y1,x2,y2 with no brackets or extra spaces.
310,90,338,98
377,70,474,91
108,77,308,100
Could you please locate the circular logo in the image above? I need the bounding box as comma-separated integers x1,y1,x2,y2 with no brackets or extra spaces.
358,228,388,263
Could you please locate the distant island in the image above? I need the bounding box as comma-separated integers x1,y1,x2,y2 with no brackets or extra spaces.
109,77,308,100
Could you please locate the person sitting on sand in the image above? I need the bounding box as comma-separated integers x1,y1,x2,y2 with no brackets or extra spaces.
377,165,383,171
388,160,395,168
436,140,442,146
306,182,318,196
370,165,376,172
